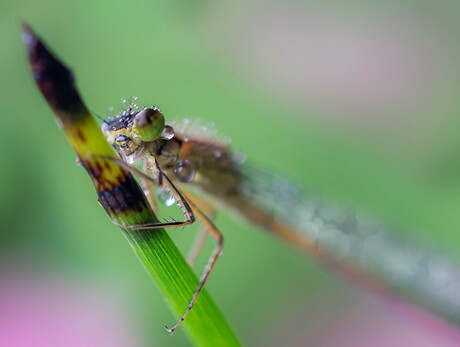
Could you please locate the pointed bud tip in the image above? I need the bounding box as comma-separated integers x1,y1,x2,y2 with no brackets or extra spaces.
21,22,37,48
21,23,87,119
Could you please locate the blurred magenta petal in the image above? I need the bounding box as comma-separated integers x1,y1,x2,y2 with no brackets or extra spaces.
0,270,144,347
257,291,460,347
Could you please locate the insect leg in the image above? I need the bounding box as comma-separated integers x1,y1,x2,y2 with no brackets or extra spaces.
87,154,223,332
89,155,195,230
117,162,224,333
182,192,217,267
141,160,158,215
187,228,209,267
165,197,223,333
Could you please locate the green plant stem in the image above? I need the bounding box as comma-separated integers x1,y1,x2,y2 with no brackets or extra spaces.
23,23,241,347
124,229,238,346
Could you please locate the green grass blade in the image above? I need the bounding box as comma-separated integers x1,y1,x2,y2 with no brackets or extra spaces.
22,23,241,347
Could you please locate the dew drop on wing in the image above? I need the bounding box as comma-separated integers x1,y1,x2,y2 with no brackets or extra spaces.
318,227,351,260
237,161,460,319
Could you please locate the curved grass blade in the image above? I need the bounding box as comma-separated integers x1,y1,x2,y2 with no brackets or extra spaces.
22,23,241,347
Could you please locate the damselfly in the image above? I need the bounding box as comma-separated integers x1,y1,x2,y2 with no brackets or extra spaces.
99,99,460,333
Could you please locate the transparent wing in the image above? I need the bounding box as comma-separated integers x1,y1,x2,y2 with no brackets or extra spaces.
169,123,460,326
237,162,460,325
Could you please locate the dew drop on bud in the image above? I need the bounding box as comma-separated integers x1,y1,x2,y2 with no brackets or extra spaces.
101,122,110,134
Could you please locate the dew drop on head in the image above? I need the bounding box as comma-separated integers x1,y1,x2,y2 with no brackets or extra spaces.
161,125,175,140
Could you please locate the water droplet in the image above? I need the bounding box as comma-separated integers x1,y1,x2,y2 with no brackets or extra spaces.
165,195,176,207
161,125,175,140
157,188,176,207
298,220,320,245
174,160,196,182
318,227,351,260
318,206,347,224
213,150,222,158
101,122,110,134
233,151,247,164
126,155,136,165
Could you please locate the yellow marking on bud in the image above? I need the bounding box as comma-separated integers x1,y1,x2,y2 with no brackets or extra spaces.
63,110,126,188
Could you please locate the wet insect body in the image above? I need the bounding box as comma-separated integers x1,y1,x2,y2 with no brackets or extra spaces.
101,104,460,333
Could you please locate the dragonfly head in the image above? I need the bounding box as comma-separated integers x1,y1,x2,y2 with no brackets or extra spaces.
102,106,167,161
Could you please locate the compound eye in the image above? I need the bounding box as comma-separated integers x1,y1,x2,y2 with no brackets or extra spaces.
132,108,165,142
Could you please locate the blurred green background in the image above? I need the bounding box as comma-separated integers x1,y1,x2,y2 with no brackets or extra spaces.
2,1,460,346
